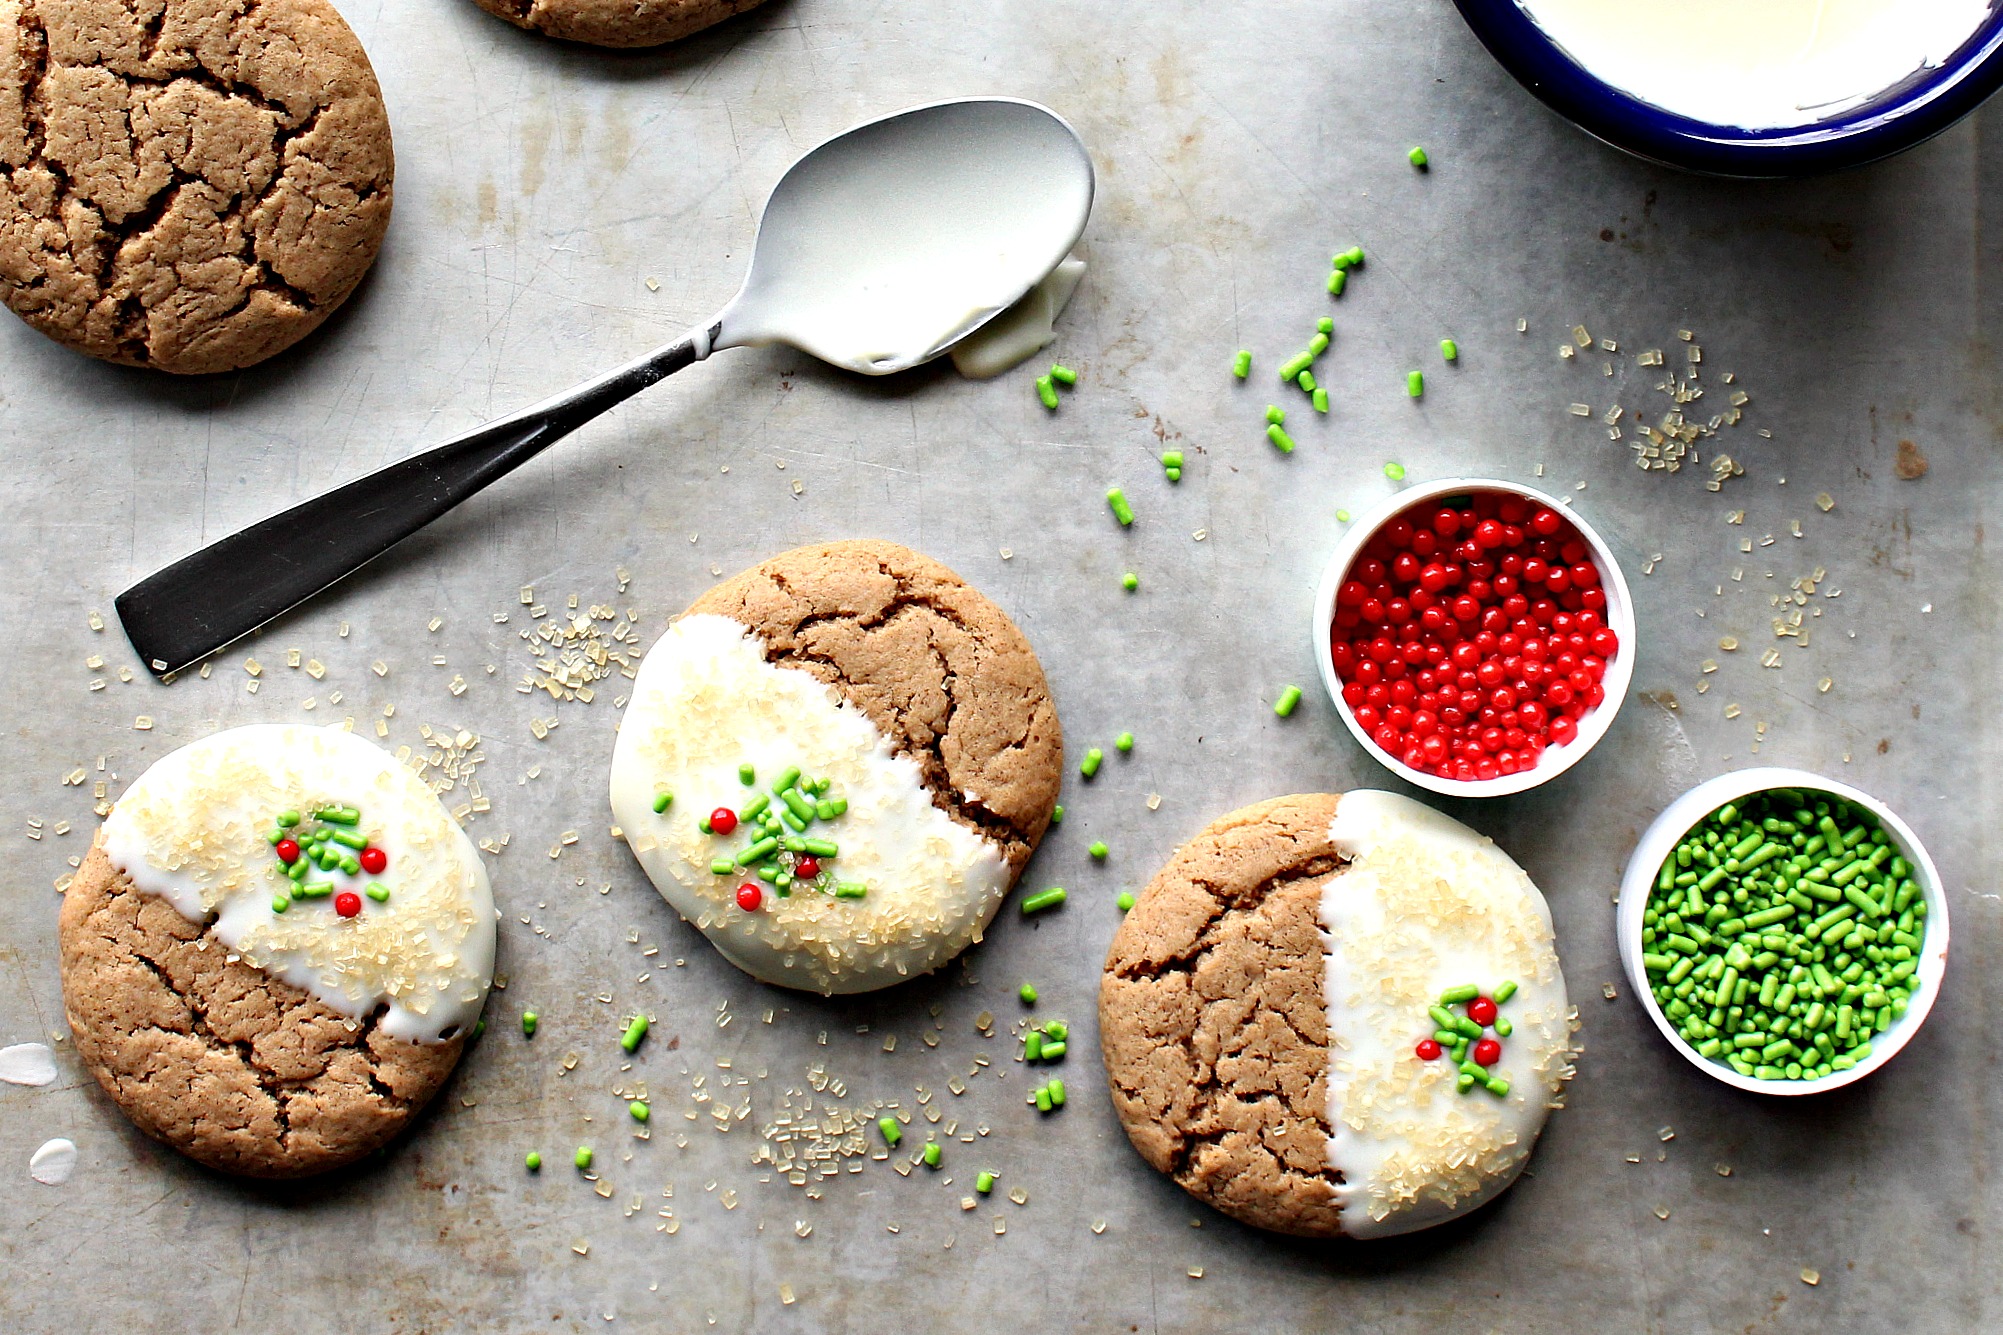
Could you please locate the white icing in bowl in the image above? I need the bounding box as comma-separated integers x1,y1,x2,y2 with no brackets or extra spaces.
100,724,495,1043
1518,0,1993,130
611,615,1012,995
1321,791,1574,1238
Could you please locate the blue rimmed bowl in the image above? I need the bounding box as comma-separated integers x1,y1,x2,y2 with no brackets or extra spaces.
1452,0,2003,177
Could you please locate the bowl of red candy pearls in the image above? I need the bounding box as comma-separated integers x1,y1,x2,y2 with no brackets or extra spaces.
1313,477,1636,797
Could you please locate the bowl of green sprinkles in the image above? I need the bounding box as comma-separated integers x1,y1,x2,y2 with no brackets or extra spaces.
1618,769,1950,1095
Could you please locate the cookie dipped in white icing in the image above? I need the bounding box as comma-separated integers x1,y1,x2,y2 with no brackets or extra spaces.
1321,790,1575,1238
100,724,495,1043
610,614,1013,995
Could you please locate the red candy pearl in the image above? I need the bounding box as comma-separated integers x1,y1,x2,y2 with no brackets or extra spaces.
1329,491,1616,781
1472,1038,1502,1067
710,807,739,836
1415,1038,1443,1061
736,883,763,911
358,846,388,875
275,839,300,865
334,891,362,918
1467,997,1498,1026
794,855,820,880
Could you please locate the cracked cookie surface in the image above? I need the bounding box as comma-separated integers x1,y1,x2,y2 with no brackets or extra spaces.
59,840,463,1178
470,0,766,49
0,0,393,373
1099,793,1348,1237
686,539,1061,874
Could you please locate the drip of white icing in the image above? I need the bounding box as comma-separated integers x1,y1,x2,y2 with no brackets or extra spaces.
0,1043,56,1087
949,256,1087,379
610,615,1011,995
29,1138,76,1185
100,725,495,1043
1321,791,1573,1238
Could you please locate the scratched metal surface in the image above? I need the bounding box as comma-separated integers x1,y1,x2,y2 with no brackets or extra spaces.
1,1,1998,1330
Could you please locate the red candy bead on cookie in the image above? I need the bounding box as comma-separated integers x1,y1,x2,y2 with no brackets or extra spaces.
710,807,739,836
334,891,362,918
275,839,300,865
794,856,820,880
358,846,387,875
1472,1038,1502,1067
1415,1038,1443,1061
736,883,763,912
1467,996,1498,1026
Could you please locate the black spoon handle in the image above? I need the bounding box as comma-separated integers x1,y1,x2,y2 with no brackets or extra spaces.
118,327,717,678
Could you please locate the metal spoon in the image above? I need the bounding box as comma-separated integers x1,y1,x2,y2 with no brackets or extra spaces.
117,97,1095,677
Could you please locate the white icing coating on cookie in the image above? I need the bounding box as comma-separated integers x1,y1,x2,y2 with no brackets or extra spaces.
610,615,1011,995
1320,790,1574,1239
100,725,495,1043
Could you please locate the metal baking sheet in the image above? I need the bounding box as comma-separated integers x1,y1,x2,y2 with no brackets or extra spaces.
1,2,1994,1330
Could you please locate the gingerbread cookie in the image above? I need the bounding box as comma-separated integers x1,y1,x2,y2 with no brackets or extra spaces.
471,0,766,48
610,540,1062,995
0,0,394,374
59,725,495,1177
1100,791,1575,1238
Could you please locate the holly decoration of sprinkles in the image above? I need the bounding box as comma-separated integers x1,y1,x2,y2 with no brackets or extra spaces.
1415,980,1518,1097
265,806,392,917
670,763,866,907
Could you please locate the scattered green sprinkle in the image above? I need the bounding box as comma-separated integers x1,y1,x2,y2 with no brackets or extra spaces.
525,1151,541,1172
522,1010,539,1037
629,1101,650,1123
574,1146,593,1170
922,1141,942,1168
1440,338,1458,362
1122,572,1139,592
738,763,755,785
1107,488,1134,527
1312,387,1329,414
1161,450,1184,468
879,1117,902,1148
276,810,300,828
1333,247,1364,269
1409,146,1429,168
1048,1078,1067,1108
1265,405,1286,426
1036,375,1059,410
1384,461,1407,480
1232,349,1252,379
1050,804,1064,826
1117,891,1135,912
1274,684,1303,717
1049,364,1077,386
365,882,390,902
1115,731,1134,753
1267,424,1296,454
1019,983,1039,1005
1317,317,1333,334
1297,369,1317,394
1081,748,1103,779
1164,467,1181,482
1089,841,1109,861
271,894,290,913
1308,332,1330,358
1336,508,1352,522
976,1170,997,1194
1327,268,1347,296
1021,887,1067,915
1407,370,1424,397
652,790,673,814
620,1014,649,1053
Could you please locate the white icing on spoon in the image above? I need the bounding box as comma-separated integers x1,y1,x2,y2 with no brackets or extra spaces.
29,1138,76,1185
0,1043,57,1087
101,724,495,1043
610,615,1011,995
1320,790,1574,1238
949,256,1087,379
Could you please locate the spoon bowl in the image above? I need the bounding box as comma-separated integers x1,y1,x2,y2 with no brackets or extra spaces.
721,98,1094,374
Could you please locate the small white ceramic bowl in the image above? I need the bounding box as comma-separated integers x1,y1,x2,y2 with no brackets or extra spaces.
1617,767,1950,1096
1311,476,1637,798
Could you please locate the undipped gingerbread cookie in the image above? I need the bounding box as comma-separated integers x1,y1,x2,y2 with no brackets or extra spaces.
610,540,1062,994
59,724,496,1178
1100,790,1576,1238
471,0,766,48
0,0,394,373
